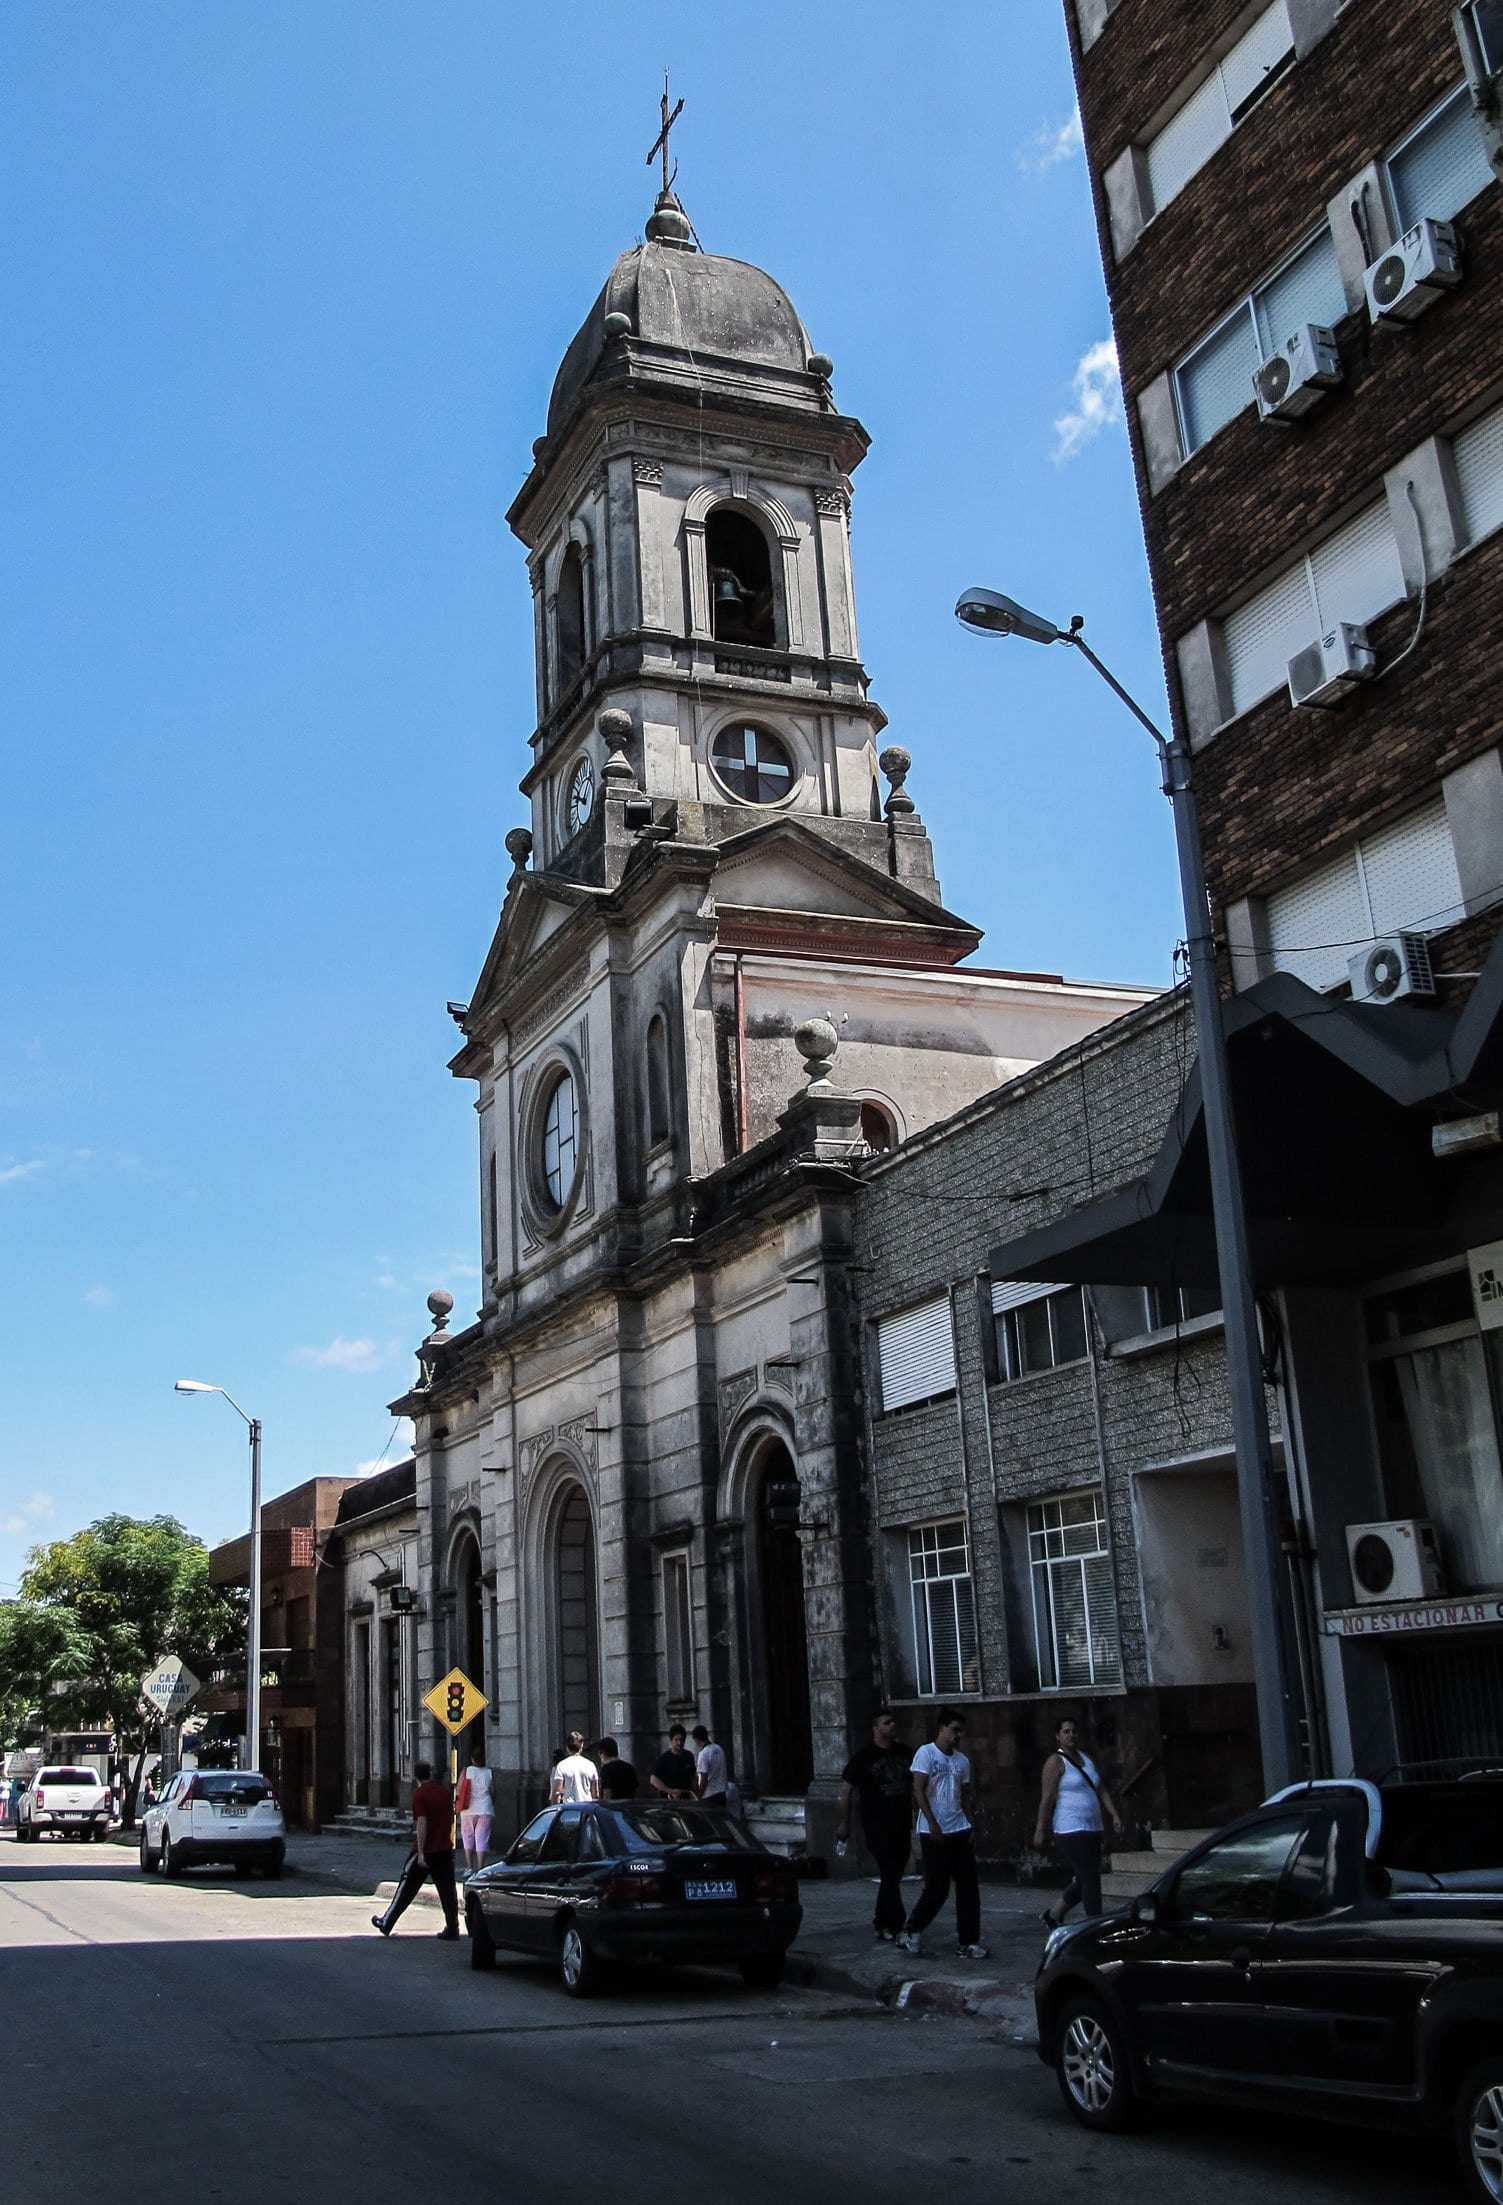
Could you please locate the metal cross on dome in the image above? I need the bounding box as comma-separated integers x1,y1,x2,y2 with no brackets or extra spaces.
647,69,684,194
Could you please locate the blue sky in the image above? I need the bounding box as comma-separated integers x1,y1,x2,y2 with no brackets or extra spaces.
1,3,1178,1584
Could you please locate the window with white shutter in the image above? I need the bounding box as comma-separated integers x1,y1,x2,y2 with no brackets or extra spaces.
1455,399,1503,548
878,1297,956,1414
1145,1,1294,214
1221,501,1406,718
1266,798,1465,989
1176,226,1344,458
991,1280,1088,1382
1388,85,1496,230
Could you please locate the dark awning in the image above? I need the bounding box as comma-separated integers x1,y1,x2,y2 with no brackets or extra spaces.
990,943,1503,1295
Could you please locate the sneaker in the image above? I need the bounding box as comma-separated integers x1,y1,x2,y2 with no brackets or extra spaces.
956,1942,990,1960
896,1931,921,1955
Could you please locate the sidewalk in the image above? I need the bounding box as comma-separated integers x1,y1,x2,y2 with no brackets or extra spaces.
275,1831,1045,2042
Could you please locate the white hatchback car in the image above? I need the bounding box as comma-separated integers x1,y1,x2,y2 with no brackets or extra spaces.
138,1769,286,1879
17,1765,113,1842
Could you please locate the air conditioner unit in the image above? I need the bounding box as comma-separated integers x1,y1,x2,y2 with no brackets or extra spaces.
1287,622,1376,708
1365,218,1463,323
1254,324,1343,423
1346,1518,1445,1603
1348,933,1437,1003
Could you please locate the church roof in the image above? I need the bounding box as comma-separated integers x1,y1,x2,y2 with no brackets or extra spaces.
546,192,819,438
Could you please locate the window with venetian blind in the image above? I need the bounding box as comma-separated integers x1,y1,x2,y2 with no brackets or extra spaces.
1221,500,1407,719
1028,1491,1123,1691
1265,799,1465,990
1145,2,1295,216
877,1297,956,1414
908,1520,980,1696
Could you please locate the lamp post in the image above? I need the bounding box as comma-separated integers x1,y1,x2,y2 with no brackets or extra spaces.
175,1380,263,1774
955,587,1302,1793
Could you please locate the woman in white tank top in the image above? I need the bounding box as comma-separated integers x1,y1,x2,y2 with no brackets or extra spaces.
1033,1715,1124,1926
458,1750,495,1876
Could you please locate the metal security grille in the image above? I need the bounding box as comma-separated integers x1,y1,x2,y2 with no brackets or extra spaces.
1389,1637,1503,1768
1028,1491,1123,1691
908,1520,980,1696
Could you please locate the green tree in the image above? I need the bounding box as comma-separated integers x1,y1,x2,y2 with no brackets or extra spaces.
10,1514,245,1823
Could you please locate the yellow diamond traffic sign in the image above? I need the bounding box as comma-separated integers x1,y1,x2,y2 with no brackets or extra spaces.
422,1666,489,1735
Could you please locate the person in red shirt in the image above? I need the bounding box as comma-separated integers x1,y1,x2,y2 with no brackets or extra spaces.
371,1760,460,1939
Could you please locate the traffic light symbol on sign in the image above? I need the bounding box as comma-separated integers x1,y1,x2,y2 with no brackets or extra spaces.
421,1666,489,1735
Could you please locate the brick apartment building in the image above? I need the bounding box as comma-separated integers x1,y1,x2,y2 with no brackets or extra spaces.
980,0,1503,1779
207,1476,354,1826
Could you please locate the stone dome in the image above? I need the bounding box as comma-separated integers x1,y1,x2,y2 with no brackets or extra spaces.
546,194,817,439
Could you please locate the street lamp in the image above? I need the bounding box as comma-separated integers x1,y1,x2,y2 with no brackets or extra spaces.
175,1380,263,1775
956,586,1302,1793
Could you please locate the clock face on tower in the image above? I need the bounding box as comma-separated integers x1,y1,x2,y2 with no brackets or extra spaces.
566,756,595,838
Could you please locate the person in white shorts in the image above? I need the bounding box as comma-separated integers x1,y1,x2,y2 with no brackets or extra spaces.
551,1731,600,1805
458,1746,495,1876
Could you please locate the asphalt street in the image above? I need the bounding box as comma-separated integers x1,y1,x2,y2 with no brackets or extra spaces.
1,1838,1453,2205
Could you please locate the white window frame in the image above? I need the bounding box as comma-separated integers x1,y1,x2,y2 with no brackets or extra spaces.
878,1296,957,1414
1173,224,1343,458
661,1552,694,1709
907,1520,980,1698
1145,0,1295,218
992,1279,1089,1384
1384,81,1498,233
1027,1491,1123,1692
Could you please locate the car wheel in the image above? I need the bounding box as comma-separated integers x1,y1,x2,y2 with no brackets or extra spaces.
1456,2053,1503,2203
559,1920,603,1998
161,1834,183,1879
138,1833,155,1874
1055,1995,1136,2131
739,1954,785,1991
467,1903,496,1971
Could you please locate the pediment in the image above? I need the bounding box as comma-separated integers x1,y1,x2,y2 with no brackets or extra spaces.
711,819,966,926
453,871,605,1066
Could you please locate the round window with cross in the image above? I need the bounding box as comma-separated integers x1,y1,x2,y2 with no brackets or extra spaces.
710,722,796,805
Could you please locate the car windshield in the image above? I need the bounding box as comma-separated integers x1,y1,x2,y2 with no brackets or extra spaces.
606,1806,760,1854
1378,1784,1503,1880
41,1769,99,1785
193,1774,272,1802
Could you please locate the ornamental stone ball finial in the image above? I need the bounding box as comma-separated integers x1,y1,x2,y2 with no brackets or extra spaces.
794,1016,839,1096
505,826,534,872
879,745,915,819
427,1288,454,1329
415,1288,455,1391
598,706,637,788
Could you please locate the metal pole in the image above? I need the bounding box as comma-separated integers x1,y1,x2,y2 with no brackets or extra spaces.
1068,632,1302,1792
248,1417,263,1773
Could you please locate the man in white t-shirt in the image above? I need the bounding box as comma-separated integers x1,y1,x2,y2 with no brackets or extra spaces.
896,1708,987,1960
551,1731,600,1805
690,1724,728,1806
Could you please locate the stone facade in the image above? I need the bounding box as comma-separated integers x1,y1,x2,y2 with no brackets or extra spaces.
371,187,1153,1846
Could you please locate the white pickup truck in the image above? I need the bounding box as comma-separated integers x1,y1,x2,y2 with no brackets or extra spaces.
17,1765,113,1842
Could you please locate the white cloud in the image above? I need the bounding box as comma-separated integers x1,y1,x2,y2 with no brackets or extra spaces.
1053,339,1124,462
1018,106,1084,172
84,1285,114,1306
294,1335,384,1373
0,1159,46,1187
355,1421,415,1477
0,1489,54,1539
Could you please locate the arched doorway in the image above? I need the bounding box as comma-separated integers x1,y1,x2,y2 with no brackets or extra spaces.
757,1444,813,1792
455,1530,486,1764
555,1487,600,1746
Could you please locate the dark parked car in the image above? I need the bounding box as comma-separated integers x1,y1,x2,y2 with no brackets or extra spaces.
463,1799,802,1997
1034,1776,1503,2201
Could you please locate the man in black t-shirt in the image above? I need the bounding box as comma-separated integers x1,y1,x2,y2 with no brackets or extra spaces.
649,1723,698,1799
837,1709,914,1940
595,1738,638,1800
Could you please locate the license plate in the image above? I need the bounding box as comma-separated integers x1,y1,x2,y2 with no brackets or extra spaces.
218,1807,246,1819
684,1878,737,1902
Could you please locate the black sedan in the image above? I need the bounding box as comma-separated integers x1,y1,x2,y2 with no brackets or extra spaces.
462,1799,802,1997
1034,1777,1503,2202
